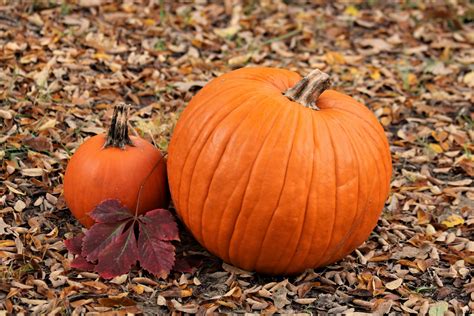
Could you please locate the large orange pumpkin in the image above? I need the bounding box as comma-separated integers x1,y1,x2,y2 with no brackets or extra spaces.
64,105,169,228
167,67,392,275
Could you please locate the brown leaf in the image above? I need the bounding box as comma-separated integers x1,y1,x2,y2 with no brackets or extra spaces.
23,136,53,152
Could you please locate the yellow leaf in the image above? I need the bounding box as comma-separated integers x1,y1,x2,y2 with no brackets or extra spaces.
0,240,16,247
143,18,155,26
38,119,56,131
349,67,359,75
214,25,240,38
440,46,451,62
428,143,443,154
407,73,417,86
93,52,112,60
131,284,144,294
181,288,193,297
370,68,381,80
463,71,474,87
441,214,465,228
344,5,359,17
324,51,346,65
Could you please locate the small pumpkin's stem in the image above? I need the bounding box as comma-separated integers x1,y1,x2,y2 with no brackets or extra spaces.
284,69,331,110
104,104,134,149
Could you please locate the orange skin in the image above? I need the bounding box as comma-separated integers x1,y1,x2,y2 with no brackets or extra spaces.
168,67,392,275
64,135,169,228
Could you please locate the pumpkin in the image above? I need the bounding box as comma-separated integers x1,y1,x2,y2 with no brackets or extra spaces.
167,67,392,275
64,104,169,228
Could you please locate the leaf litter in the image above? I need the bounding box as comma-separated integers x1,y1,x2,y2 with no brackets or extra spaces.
0,1,473,314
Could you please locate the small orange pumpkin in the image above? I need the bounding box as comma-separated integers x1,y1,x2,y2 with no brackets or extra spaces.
167,67,392,275
64,104,169,228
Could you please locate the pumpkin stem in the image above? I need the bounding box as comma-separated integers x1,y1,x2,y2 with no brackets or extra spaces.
284,69,331,110
104,104,134,149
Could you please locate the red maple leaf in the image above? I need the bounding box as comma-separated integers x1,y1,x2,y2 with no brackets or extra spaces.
64,199,179,279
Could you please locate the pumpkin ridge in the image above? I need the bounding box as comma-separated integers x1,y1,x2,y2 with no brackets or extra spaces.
311,114,339,267
335,121,380,261
198,96,270,248
332,115,388,257
328,107,391,190
289,113,323,272
330,107,389,151
318,113,362,264
294,114,335,269
282,112,316,272
72,144,105,225
268,108,315,273
226,102,295,267
207,95,286,257
171,83,255,209
174,81,254,135
177,90,260,230
252,106,302,271
338,114,386,258
216,98,287,262
185,91,272,242
334,108,391,192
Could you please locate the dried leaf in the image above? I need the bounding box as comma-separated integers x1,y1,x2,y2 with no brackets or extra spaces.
463,71,474,87
441,215,465,228
23,136,53,152
428,301,449,316
385,278,403,290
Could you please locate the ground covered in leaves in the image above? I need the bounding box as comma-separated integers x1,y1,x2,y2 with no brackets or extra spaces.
1,0,473,314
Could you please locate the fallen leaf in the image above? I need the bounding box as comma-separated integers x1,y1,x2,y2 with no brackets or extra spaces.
228,54,252,66
359,38,393,54
98,297,136,307
385,278,403,290
0,218,11,236
215,26,241,39
79,0,102,7
66,199,179,279
38,119,57,131
64,233,85,255
21,168,44,177
23,136,53,152
441,214,465,228
94,225,139,279
463,71,474,87
34,57,56,87
324,51,346,64
344,5,359,17
425,61,452,75
428,301,449,316
137,209,179,278
447,179,472,186
428,143,443,154
0,109,13,120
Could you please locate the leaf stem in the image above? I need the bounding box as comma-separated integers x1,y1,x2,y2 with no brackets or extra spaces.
134,152,167,218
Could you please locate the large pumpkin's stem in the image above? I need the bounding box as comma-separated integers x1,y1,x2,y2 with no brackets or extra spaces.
104,104,134,149
284,69,331,110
